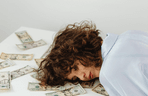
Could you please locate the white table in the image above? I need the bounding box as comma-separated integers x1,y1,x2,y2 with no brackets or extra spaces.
0,26,102,96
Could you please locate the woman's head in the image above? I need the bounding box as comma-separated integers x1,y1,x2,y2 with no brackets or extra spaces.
37,20,103,86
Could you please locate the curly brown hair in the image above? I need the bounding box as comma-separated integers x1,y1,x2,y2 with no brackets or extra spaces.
36,20,103,86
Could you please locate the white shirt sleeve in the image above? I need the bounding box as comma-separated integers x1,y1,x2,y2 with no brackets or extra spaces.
100,30,148,96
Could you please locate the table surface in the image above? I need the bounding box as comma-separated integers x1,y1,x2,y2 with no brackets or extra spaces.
0,26,102,96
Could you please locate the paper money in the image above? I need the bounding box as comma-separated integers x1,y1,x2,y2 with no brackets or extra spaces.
54,89,74,96
31,71,44,80
46,85,65,91
80,81,95,88
31,72,41,80
0,52,34,61
67,83,86,95
16,39,47,50
28,82,85,95
15,31,34,44
34,59,44,66
11,65,34,80
0,71,11,90
31,73,38,79
28,82,46,91
0,59,16,70
64,82,78,89
28,82,65,91
50,84,86,96
46,92,65,96
92,83,109,96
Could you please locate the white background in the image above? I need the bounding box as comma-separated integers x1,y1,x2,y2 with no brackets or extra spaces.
1,0,148,42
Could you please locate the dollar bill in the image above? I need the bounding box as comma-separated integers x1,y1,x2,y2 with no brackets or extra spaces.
31,72,42,80
31,71,44,80
64,82,79,89
15,31,34,44
0,59,16,70
92,83,109,96
28,82,85,95
11,65,34,80
0,71,11,90
31,73,38,79
46,85,65,91
46,91,65,96
50,84,86,96
34,59,44,66
59,89,75,96
67,83,86,95
80,81,95,88
28,82,65,91
16,39,47,50
28,82,46,91
0,52,34,61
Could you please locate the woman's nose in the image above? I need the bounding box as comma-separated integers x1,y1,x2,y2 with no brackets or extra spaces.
78,73,87,81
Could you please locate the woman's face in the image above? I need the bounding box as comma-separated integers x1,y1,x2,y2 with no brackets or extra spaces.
67,60,100,81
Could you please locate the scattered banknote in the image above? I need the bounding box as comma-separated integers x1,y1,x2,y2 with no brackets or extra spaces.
46,85,65,91
46,90,75,96
58,89,75,96
30,70,44,81
67,83,87,95
64,82,79,89
28,82,46,91
16,39,47,50
80,81,95,88
47,84,86,96
15,31,34,44
0,52,33,61
31,73,38,79
28,82,65,91
46,91,65,96
11,65,34,80
92,83,109,96
31,72,42,80
0,59,16,70
34,59,44,66
0,71,11,90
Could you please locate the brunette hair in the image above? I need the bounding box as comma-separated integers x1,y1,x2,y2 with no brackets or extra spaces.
36,20,103,86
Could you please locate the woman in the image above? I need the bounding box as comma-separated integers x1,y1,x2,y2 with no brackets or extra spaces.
37,20,148,96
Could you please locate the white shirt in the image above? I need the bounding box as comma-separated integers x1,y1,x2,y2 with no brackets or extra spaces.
100,30,148,96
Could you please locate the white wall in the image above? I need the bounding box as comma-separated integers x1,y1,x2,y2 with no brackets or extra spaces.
0,0,148,42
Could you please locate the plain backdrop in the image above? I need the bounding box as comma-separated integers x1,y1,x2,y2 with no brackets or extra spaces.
0,0,148,42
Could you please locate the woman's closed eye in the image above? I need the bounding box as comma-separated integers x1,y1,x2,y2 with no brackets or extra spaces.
72,65,78,71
